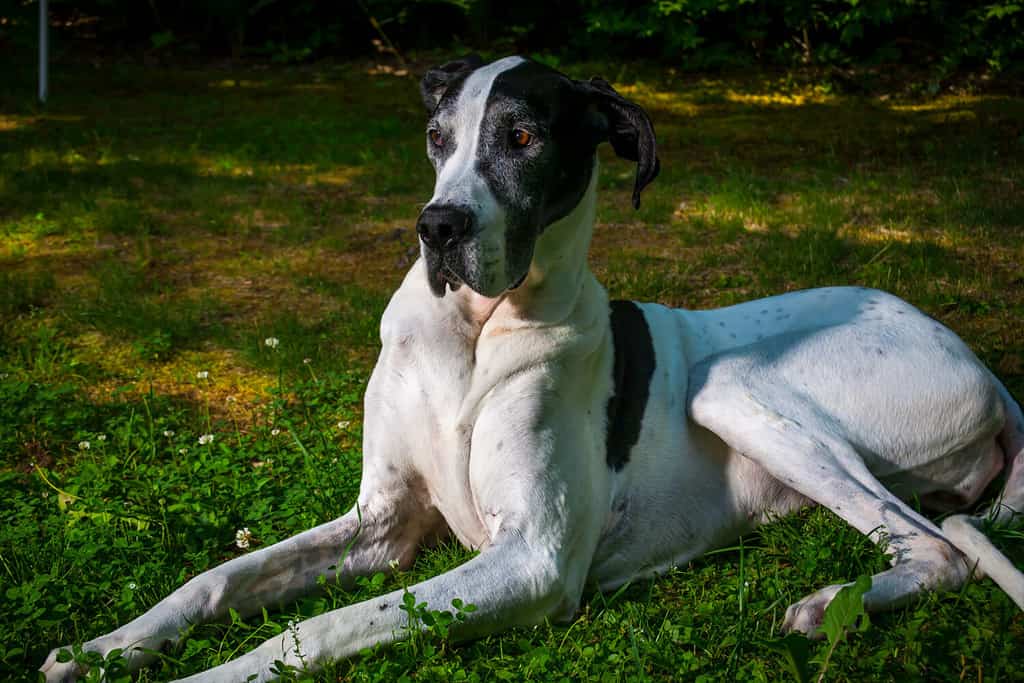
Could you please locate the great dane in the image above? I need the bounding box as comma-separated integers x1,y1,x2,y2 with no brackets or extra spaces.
43,55,1024,682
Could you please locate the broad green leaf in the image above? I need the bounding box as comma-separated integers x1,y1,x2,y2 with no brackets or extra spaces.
818,574,872,645
761,633,812,683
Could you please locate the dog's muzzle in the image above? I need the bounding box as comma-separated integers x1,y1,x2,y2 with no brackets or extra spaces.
417,205,475,296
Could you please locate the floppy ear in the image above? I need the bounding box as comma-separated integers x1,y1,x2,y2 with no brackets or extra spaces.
579,77,660,209
420,54,485,113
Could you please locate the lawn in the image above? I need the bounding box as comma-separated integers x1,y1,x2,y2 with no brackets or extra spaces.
1,55,1023,681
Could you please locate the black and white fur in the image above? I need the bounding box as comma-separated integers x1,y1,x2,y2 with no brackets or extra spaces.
42,55,1024,683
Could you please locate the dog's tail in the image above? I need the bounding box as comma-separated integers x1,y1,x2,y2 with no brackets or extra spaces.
942,376,1024,611
942,516,1024,610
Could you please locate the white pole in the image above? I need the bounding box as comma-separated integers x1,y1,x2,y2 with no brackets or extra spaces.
39,0,48,103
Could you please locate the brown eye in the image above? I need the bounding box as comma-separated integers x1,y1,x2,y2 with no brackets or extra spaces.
428,128,443,147
511,128,534,148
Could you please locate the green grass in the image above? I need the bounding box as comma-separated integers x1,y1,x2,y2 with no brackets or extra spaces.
1,56,1023,681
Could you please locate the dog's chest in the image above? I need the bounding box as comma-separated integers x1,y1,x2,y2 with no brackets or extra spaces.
372,326,507,548
416,366,490,547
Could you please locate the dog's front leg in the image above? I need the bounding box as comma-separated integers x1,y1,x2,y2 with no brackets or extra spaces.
172,365,608,682
40,484,439,682
172,533,567,683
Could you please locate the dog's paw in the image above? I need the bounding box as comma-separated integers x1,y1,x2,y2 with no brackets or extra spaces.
39,646,84,683
781,584,845,638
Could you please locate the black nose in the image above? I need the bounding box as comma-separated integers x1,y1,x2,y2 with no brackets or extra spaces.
416,205,472,251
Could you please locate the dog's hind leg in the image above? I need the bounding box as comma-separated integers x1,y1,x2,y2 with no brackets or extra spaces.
40,479,441,683
942,378,1024,609
689,364,975,636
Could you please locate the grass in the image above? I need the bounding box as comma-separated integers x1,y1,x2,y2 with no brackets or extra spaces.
1,54,1023,681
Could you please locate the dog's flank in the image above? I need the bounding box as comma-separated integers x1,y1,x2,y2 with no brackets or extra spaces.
42,56,1024,683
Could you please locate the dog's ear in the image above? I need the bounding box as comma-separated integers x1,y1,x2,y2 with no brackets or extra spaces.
420,54,485,113
578,77,660,209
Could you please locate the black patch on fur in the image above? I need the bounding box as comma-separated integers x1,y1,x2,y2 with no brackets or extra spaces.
576,76,660,208
420,55,483,113
606,300,656,471
423,58,483,173
473,61,603,284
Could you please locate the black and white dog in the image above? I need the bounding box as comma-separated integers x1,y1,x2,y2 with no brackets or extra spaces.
43,55,1024,682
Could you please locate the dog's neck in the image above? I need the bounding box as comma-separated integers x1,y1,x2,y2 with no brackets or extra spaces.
448,160,600,330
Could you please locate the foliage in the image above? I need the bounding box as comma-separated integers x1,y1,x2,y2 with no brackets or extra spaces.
0,0,1021,75
55,643,132,683
579,0,1024,72
815,575,872,679
398,590,478,659
759,575,872,682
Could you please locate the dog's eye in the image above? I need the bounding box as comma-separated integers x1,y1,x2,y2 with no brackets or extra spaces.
510,128,534,148
428,128,443,147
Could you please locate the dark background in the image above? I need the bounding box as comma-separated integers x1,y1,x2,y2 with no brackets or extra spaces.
1,0,1022,83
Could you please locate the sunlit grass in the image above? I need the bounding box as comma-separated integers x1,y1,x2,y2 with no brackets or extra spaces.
1,58,1022,681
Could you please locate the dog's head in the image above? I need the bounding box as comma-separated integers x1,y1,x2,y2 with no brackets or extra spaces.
417,55,659,297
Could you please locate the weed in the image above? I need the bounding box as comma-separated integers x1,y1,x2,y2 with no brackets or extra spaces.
397,590,478,660
761,575,873,683
55,644,132,683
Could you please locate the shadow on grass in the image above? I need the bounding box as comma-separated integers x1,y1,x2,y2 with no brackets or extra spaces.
2,61,1022,402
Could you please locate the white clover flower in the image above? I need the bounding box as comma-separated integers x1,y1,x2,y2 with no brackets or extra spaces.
235,527,253,549
264,337,280,349
271,428,280,436
336,420,350,430
78,441,90,450
198,434,214,445
96,434,107,442
163,429,175,437
196,370,209,380
178,448,188,455
302,358,312,364
128,582,137,590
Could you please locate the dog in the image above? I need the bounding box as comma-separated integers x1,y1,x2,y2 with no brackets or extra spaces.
42,54,1024,682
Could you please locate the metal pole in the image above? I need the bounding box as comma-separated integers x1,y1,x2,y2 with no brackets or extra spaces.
38,0,48,103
